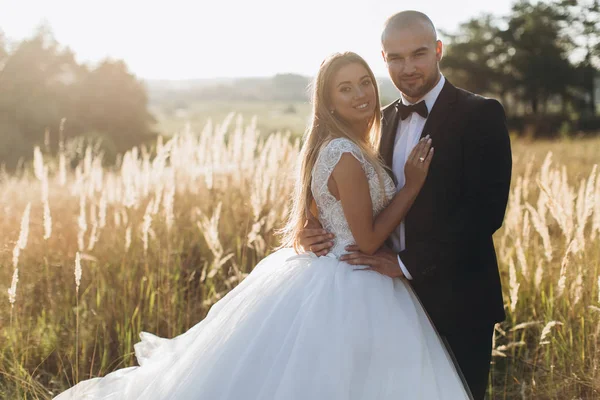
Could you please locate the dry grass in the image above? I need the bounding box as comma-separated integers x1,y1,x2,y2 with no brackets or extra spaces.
1,116,599,399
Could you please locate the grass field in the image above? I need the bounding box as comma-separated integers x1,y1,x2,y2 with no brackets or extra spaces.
1,113,599,399
153,101,312,137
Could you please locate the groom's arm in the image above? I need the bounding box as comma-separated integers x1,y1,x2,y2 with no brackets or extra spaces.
399,98,512,282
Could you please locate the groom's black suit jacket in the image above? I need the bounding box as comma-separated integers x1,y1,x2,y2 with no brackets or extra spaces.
380,80,512,334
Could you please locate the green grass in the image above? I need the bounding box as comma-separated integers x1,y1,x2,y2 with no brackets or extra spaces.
153,101,312,137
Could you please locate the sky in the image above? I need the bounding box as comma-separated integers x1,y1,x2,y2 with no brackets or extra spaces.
0,0,517,80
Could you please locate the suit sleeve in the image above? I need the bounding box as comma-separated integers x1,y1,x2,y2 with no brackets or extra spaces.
399,98,512,282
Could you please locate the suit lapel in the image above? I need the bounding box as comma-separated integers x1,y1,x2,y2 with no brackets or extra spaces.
380,100,400,173
419,80,458,141
379,80,458,183
405,80,459,237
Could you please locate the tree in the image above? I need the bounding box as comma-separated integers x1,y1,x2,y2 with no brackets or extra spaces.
0,25,85,166
502,0,575,114
74,59,156,157
271,74,310,101
0,25,156,169
441,15,514,110
0,30,8,74
557,0,600,115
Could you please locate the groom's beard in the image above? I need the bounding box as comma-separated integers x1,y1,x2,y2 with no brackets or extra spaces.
396,72,439,101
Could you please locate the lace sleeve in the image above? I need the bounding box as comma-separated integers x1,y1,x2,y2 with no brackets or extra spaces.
312,138,365,196
310,137,394,257
320,138,364,170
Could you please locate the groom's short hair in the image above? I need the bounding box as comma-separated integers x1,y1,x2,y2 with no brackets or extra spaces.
381,11,438,43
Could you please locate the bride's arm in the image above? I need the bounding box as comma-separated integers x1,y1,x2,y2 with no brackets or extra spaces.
331,138,432,256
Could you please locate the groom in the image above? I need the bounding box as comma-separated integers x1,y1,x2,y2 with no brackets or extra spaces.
300,10,512,400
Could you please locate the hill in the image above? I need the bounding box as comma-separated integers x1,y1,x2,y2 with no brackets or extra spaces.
144,74,401,112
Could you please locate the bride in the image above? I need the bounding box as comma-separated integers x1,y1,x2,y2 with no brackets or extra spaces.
55,52,471,399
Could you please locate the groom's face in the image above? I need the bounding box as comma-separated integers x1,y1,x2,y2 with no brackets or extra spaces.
381,21,442,103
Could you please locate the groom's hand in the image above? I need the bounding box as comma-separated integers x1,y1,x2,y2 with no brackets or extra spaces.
340,246,405,279
297,219,335,256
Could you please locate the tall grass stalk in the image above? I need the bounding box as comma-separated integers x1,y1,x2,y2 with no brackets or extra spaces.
0,118,599,398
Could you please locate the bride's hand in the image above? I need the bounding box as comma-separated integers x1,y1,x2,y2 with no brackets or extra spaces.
404,136,433,193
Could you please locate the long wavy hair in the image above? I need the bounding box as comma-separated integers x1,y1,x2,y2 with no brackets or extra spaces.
279,52,389,251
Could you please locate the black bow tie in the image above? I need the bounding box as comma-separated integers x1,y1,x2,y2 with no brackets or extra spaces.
397,100,428,120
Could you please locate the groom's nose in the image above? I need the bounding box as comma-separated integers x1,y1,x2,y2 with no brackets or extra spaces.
403,59,417,74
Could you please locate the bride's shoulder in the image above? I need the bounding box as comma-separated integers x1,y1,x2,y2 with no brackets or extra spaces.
319,137,363,160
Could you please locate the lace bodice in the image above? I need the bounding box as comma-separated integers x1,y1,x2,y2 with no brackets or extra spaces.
311,138,396,257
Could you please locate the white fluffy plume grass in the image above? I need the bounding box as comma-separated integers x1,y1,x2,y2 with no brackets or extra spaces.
0,118,598,399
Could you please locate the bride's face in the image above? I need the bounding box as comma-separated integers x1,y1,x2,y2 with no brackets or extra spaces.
328,63,376,133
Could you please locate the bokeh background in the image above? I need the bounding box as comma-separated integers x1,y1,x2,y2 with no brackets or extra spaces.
0,0,599,399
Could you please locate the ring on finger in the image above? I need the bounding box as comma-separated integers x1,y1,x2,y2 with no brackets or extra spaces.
419,157,425,162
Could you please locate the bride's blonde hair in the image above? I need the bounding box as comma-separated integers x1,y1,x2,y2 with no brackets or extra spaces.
279,52,389,251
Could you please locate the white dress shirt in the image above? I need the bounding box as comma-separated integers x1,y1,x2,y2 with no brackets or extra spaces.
391,75,446,280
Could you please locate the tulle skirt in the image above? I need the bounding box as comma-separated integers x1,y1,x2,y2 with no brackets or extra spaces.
54,249,470,399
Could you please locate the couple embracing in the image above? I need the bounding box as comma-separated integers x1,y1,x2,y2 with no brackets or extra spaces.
56,10,512,400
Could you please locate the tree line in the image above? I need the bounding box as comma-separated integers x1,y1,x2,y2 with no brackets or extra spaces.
0,26,156,170
441,0,599,136
0,0,598,170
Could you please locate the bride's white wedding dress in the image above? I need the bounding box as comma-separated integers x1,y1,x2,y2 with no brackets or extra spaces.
55,138,471,399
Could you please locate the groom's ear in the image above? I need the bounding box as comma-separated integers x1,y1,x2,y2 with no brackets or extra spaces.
381,50,387,63
435,40,443,61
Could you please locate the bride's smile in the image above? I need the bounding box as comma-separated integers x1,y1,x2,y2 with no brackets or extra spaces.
328,63,377,137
